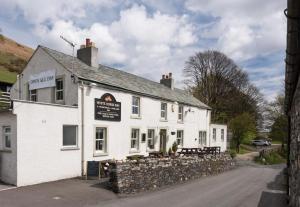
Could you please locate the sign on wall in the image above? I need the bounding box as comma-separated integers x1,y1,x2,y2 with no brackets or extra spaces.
29,70,56,90
95,93,121,121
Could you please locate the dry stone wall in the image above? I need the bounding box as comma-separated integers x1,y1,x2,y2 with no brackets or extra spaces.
110,154,235,194
289,80,300,207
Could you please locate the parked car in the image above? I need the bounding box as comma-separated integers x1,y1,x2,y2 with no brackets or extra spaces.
252,140,271,146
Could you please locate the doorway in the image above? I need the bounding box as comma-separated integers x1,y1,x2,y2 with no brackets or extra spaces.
159,129,167,154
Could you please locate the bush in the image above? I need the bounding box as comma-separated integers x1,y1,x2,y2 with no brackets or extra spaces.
229,149,237,158
255,151,286,165
172,142,178,153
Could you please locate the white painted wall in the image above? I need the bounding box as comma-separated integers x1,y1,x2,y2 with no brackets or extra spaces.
0,111,17,185
13,101,81,186
209,124,227,151
80,85,213,171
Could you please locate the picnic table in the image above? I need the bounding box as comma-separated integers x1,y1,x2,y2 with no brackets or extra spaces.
178,147,221,157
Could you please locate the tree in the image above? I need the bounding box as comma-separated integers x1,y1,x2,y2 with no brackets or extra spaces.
229,113,256,153
184,50,263,124
266,94,288,147
270,115,288,144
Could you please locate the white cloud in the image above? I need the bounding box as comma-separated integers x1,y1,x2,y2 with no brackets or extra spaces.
29,4,197,83
1,0,118,24
185,0,286,61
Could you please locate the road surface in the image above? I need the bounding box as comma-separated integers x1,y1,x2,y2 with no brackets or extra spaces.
0,163,287,207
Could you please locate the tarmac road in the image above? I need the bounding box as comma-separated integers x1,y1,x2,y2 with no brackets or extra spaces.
0,162,287,207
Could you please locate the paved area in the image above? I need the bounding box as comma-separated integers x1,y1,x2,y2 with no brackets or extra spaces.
0,182,15,191
0,163,287,207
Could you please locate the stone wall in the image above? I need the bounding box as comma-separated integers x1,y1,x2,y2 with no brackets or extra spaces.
289,78,300,207
110,154,235,194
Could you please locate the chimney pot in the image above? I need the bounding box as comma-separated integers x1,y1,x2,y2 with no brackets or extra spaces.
77,38,98,68
160,72,174,89
86,38,91,47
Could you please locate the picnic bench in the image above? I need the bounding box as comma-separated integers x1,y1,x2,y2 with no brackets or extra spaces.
178,146,221,157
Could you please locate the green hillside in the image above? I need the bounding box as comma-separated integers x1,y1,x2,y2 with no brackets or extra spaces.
0,34,33,84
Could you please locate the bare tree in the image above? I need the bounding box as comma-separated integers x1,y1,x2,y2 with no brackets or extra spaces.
184,50,263,124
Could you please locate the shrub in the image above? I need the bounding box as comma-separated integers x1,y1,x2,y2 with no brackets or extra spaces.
172,142,178,153
229,149,237,158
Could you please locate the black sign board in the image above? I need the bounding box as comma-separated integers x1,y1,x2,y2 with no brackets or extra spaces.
87,161,100,177
95,93,121,121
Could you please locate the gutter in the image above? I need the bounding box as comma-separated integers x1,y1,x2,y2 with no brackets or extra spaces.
80,82,85,176
77,77,211,110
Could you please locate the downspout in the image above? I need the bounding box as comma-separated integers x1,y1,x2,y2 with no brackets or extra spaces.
80,82,85,176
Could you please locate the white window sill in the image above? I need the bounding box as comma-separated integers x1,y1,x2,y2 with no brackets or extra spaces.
0,149,12,153
130,115,141,119
129,149,140,154
146,149,156,152
93,152,108,157
160,119,168,122
61,147,80,151
177,120,184,124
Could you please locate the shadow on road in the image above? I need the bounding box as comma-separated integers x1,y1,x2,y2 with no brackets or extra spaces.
257,167,288,207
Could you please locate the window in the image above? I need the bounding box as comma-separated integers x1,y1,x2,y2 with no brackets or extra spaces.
177,130,184,147
147,129,155,150
132,96,140,116
95,127,107,153
221,129,224,141
178,105,184,122
161,103,167,120
131,128,140,150
3,126,11,149
63,125,77,147
199,131,207,145
213,128,216,141
28,84,37,102
56,78,64,101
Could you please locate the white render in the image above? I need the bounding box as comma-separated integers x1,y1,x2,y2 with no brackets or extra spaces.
209,124,228,152
0,46,228,186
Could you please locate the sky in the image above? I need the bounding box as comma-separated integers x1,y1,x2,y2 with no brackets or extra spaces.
0,0,286,101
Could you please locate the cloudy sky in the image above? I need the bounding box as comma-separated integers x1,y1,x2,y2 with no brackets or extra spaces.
0,0,286,101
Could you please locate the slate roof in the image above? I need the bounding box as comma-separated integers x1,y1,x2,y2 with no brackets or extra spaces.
40,45,210,109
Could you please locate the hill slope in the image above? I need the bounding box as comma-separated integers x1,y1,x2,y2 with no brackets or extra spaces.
0,35,34,84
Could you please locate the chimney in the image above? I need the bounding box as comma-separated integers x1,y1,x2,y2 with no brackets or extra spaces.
77,38,98,68
160,72,174,89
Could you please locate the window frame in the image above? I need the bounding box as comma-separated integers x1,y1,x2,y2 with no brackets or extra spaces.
94,127,108,155
30,89,37,102
130,128,140,151
147,129,155,151
199,131,207,146
178,105,184,122
131,96,140,117
62,125,78,149
221,129,224,141
2,126,11,150
28,84,37,102
213,128,217,141
161,102,168,120
55,78,64,102
176,130,184,148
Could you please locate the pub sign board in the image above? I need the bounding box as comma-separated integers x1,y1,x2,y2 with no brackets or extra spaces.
95,93,121,121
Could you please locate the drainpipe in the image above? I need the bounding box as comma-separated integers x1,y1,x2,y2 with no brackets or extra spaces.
80,82,85,176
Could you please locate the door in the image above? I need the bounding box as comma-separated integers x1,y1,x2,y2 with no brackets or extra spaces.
159,129,167,154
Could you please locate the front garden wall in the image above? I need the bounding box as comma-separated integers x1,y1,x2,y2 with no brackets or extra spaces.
110,154,235,194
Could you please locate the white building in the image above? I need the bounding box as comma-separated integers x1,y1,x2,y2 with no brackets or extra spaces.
0,39,227,186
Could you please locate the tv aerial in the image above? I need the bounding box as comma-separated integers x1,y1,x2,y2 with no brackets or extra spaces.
60,35,76,71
